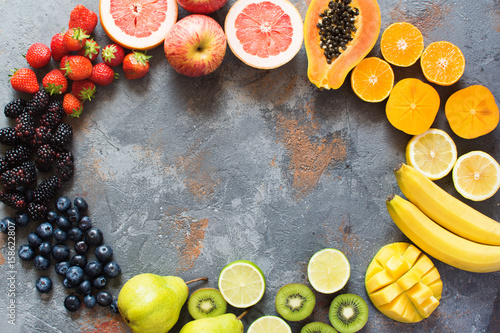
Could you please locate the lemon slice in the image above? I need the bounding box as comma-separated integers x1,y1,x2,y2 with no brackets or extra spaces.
307,248,350,294
247,316,292,333
405,128,458,180
452,151,500,201
218,260,266,308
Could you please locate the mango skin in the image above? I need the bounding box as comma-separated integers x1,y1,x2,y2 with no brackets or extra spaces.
179,314,244,333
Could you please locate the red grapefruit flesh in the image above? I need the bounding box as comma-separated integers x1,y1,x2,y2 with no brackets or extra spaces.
225,0,303,69
100,0,178,50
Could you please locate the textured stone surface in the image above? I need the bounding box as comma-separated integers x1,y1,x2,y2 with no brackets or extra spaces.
0,0,499,332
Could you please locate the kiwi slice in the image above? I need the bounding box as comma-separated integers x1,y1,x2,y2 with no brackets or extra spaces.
187,288,227,319
328,294,369,333
301,321,338,333
275,283,316,321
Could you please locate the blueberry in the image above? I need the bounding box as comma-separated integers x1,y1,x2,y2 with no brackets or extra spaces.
38,241,53,257
66,266,85,285
70,254,87,268
110,298,119,313
67,207,81,224
56,196,71,213
27,232,42,247
84,294,97,309
53,229,67,244
73,197,88,211
95,244,113,263
36,222,53,240
63,278,75,289
103,261,121,278
56,215,71,231
46,210,58,223
52,244,70,262
85,260,103,278
0,217,15,234
55,261,71,276
64,295,81,312
34,255,50,270
74,240,89,255
93,276,107,289
78,216,92,231
14,211,29,227
18,244,35,261
96,291,113,306
35,276,52,293
85,227,103,246
67,227,83,242
76,279,92,295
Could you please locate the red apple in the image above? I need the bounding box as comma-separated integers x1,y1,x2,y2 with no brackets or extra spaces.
176,0,228,14
164,15,226,77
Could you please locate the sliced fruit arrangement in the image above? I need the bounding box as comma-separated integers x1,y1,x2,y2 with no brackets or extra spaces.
224,0,304,70
307,247,350,294
394,163,500,245
350,57,394,103
365,242,442,323
420,41,465,86
187,287,227,319
301,322,338,333
405,128,457,180
304,0,381,89
247,315,292,333
380,22,424,67
275,283,316,321
329,293,369,333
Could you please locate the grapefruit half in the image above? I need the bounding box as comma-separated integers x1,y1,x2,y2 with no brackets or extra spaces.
100,0,178,50
224,0,303,69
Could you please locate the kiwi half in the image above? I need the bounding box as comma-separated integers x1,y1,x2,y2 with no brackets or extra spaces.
187,288,227,319
275,283,316,321
301,321,338,333
328,294,369,333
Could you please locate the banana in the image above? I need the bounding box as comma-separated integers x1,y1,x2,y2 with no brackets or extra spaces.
394,163,500,246
386,194,500,273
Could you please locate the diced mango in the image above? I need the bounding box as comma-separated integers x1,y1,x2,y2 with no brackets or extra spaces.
374,245,397,266
369,282,404,306
428,279,443,300
385,254,410,279
396,270,420,291
366,270,394,293
378,294,414,323
402,244,421,267
365,259,385,281
409,254,434,277
417,296,440,318
421,266,441,285
407,282,433,306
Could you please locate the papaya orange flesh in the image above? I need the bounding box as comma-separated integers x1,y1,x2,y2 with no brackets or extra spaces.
304,0,381,90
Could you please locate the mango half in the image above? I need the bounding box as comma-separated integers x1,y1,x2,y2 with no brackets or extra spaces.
365,242,442,323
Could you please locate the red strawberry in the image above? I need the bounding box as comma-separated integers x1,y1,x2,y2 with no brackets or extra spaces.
72,79,96,101
63,28,89,52
61,55,93,81
89,63,118,86
101,44,125,67
68,4,98,34
60,55,71,70
50,31,69,61
42,69,68,95
25,43,51,68
78,39,100,62
9,68,39,94
63,93,84,118
123,51,151,80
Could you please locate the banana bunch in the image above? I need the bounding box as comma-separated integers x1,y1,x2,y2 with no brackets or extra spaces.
387,163,500,273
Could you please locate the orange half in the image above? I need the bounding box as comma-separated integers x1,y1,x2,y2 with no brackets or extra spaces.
420,41,465,86
381,22,424,67
351,57,394,102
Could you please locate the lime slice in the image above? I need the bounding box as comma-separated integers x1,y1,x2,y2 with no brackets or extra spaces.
307,248,350,294
247,316,292,333
218,260,266,308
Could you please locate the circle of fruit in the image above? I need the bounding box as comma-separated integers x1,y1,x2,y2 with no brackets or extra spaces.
380,22,424,67
307,248,350,294
247,315,292,333
420,40,465,86
351,57,394,103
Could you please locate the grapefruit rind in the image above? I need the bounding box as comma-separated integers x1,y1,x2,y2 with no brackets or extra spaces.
224,0,303,69
99,0,178,50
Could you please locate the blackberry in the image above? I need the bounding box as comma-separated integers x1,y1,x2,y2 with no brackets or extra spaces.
0,157,10,174
4,98,26,119
40,100,64,129
33,175,62,205
55,150,74,181
0,189,27,209
28,89,50,115
35,144,56,172
31,126,53,147
5,144,31,166
52,123,73,147
14,111,35,142
1,161,37,189
0,127,22,145
28,202,48,221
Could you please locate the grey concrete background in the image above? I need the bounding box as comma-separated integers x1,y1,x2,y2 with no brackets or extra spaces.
0,0,499,332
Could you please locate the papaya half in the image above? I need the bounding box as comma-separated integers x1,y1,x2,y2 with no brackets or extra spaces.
304,0,381,89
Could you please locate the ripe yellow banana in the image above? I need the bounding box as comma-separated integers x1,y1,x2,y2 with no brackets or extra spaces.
386,194,500,273
394,163,500,246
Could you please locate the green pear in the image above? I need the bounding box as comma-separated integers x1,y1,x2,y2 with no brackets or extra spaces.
179,313,244,333
118,273,207,333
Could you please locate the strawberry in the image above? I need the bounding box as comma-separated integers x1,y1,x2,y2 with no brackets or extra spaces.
42,69,68,95
89,63,118,86
63,93,84,118
63,28,89,52
123,51,152,80
72,79,96,101
50,31,69,61
60,55,71,70
25,43,51,68
61,55,93,81
9,68,39,94
68,4,98,34
78,39,100,62
101,44,125,67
